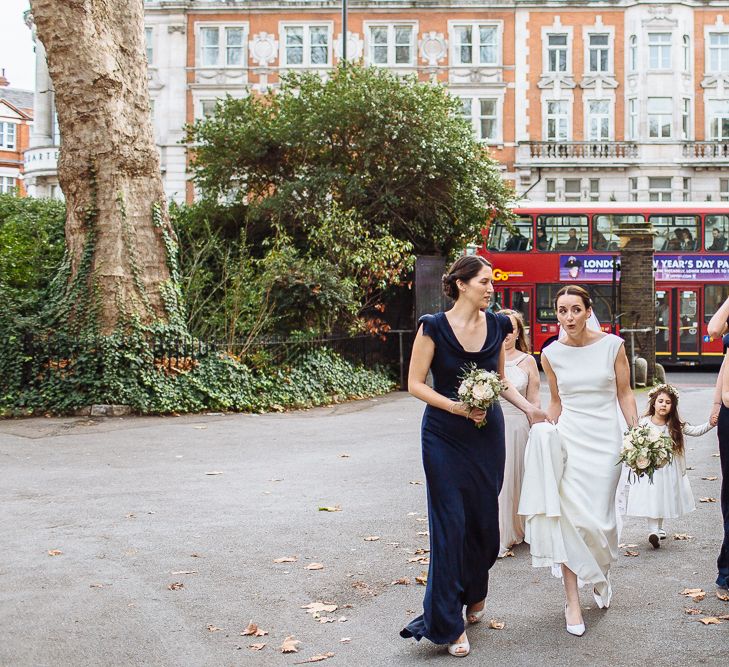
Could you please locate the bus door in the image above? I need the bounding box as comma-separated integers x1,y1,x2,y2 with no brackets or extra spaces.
655,289,672,357
491,287,534,339
676,288,700,357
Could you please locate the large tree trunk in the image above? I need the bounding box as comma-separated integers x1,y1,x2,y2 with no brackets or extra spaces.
30,0,174,333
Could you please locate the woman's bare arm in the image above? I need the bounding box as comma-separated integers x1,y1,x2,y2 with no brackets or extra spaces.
500,347,547,423
707,297,729,339
615,345,638,427
712,355,727,423
541,354,561,423
522,355,542,409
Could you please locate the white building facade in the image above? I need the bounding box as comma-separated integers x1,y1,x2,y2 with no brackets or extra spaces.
21,1,729,203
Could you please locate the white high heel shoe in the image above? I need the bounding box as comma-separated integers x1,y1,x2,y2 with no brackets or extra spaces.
448,632,470,657
564,603,585,637
466,601,486,624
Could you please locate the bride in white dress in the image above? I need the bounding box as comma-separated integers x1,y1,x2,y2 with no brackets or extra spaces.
498,309,540,556
519,285,637,636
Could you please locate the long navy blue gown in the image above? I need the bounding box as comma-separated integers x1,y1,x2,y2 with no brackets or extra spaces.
401,310,512,645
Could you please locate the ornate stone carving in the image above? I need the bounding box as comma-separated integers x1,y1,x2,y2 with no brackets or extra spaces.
167,24,186,35
419,31,447,66
334,32,363,60
249,32,279,67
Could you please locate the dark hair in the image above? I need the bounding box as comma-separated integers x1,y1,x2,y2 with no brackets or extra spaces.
500,308,531,353
442,255,492,300
554,284,592,310
645,385,684,455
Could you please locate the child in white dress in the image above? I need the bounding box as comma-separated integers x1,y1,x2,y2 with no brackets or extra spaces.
625,384,715,548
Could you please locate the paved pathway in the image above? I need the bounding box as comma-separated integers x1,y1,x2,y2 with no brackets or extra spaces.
0,373,727,666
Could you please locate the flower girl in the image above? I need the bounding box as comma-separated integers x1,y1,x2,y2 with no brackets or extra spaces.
625,384,715,548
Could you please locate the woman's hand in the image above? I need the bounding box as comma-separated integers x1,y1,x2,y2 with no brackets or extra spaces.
467,408,487,425
448,401,485,424
545,406,561,424
711,410,719,427
527,406,548,425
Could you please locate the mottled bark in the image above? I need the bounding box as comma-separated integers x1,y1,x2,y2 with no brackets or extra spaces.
30,0,174,333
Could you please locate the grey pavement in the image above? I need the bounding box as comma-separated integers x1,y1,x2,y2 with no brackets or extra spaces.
0,372,727,667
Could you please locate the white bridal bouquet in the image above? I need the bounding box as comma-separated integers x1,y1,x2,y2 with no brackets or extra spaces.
456,363,508,428
618,424,673,483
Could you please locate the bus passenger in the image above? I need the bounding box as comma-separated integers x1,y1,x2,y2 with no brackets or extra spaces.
536,227,550,251
560,228,580,251
709,227,728,251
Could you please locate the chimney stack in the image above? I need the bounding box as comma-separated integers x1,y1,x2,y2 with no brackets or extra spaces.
0,68,9,87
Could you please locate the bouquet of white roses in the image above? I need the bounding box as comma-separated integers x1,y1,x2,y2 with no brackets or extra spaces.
618,423,673,483
456,363,508,428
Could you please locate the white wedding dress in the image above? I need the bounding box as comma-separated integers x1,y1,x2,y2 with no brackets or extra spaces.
498,354,530,553
519,334,625,607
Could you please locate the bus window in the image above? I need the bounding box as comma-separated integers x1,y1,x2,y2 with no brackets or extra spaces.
705,284,729,322
650,215,699,251
705,215,729,251
536,284,561,322
487,216,533,252
593,215,644,251
589,285,616,325
536,215,589,252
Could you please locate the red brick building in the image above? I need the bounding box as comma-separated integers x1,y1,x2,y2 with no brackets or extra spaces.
0,69,33,196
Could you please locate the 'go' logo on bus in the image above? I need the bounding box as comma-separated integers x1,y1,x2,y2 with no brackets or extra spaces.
492,268,524,282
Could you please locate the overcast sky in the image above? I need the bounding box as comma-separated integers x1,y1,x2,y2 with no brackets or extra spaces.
0,0,35,91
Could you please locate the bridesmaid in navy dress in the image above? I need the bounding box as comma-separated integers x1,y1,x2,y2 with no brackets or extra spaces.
401,255,545,657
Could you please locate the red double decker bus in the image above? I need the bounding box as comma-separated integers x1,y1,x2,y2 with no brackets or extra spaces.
480,202,729,367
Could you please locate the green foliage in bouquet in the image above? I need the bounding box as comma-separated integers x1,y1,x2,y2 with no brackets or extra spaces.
619,424,674,483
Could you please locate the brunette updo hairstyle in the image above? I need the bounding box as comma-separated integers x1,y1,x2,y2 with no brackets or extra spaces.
442,255,493,301
499,308,531,353
554,284,592,310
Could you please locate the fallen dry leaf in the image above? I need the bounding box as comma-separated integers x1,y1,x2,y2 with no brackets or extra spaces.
171,570,198,575
489,619,505,630
408,556,430,564
317,616,336,624
684,607,703,615
415,572,428,585
363,536,380,542
680,588,704,595
702,476,719,481
416,531,429,537
686,466,695,470
248,643,266,651
318,506,341,512
409,481,422,485
190,553,202,558
618,543,638,548
340,637,351,643
89,583,104,588
338,616,347,623
280,636,301,653
692,593,707,602
167,582,184,590
391,578,411,586
47,549,63,556
712,453,721,458
413,548,430,555
294,652,334,664
125,513,136,519
205,471,224,476
269,478,283,482
502,550,515,558
717,591,729,601
274,556,297,563
699,617,723,625
672,534,693,541
241,620,268,637
193,425,207,430
207,624,222,632
339,453,350,458
351,581,375,595
305,563,324,571
700,497,718,503
301,602,338,615
719,614,729,619
624,551,640,557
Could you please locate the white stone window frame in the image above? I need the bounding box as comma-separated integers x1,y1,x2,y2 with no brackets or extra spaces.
647,97,674,140
681,96,693,140
279,22,334,69
706,98,729,141
456,90,505,145
627,97,639,140
196,22,249,69
705,28,729,75
0,169,18,194
542,27,573,76
647,31,672,72
682,34,691,73
543,97,572,142
628,34,638,72
363,21,419,68
192,90,247,122
648,176,673,202
144,25,155,65
448,21,503,68
583,27,614,76
583,96,614,141
0,120,17,150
